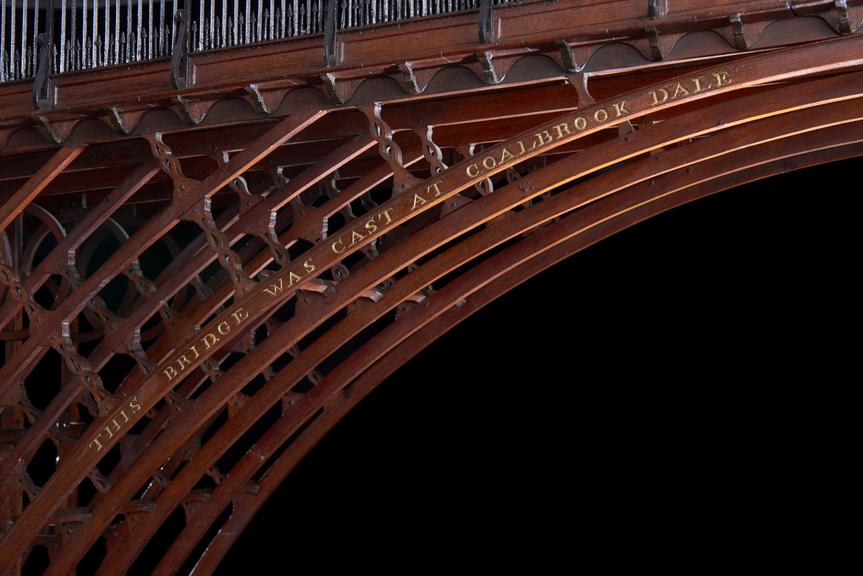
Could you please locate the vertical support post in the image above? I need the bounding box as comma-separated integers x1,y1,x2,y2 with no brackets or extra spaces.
323,0,337,66
33,0,54,109
171,0,191,88
478,0,493,44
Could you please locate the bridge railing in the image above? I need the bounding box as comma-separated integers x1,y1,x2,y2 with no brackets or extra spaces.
1,0,519,83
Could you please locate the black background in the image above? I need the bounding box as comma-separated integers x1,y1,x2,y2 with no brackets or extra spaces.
213,159,856,570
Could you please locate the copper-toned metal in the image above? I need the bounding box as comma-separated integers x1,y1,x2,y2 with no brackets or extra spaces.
154,126,861,574
46,82,863,573
3,2,863,573
190,136,863,573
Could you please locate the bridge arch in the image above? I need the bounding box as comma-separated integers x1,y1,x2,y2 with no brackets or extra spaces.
2,3,862,572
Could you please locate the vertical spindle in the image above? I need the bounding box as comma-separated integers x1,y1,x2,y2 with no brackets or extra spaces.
10,0,16,77
135,0,141,59
20,0,26,76
147,0,152,58
91,0,97,66
1,0,7,82
233,0,238,45
34,0,40,73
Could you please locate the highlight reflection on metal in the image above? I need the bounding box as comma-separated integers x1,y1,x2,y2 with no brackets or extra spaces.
1,0,514,81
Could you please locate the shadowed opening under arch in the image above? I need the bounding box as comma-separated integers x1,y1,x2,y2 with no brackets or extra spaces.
207,155,856,573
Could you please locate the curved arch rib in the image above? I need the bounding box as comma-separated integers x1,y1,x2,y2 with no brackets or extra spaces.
7,35,863,571
104,109,863,573
185,137,863,576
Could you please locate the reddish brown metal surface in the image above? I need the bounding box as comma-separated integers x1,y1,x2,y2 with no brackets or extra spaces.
185,136,863,573
2,2,863,573
151,124,863,576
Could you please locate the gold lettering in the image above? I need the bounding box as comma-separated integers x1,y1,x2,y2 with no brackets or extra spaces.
672,82,690,99
163,365,179,381
411,193,428,211
364,218,378,234
482,156,496,170
378,208,396,225
534,130,553,147
331,238,346,254
515,140,528,155
89,396,142,453
177,354,192,371
263,278,284,297
287,271,302,286
188,343,200,361
574,116,588,130
553,123,571,139
203,333,219,350
712,70,732,87
350,230,365,246
499,147,514,164
613,100,630,117
231,308,249,325
217,321,231,336
466,163,480,177
427,180,443,197
650,88,669,106
303,257,316,273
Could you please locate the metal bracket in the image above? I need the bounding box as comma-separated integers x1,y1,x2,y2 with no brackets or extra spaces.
648,0,668,19
33,0,55,111
324,0,340,66
834,0,852,34
171,9,192,89
479,0,495,44
730,14,748,50
646,26,664,60
33,34,54,111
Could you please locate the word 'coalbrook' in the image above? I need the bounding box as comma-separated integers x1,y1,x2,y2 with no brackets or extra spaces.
464,71,732,180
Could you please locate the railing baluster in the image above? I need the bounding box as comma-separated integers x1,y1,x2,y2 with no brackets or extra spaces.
232,0,238,45
112,0,120,64
1,0,7,82
255,0,260,41
34,0,40,76
102,0,107,64
278,0,283,37
133,0,139,59
91,0,97,66
82,0,88,67
10,0,16,79
243,0,249,43
147,0,152,58
20,0,26,78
